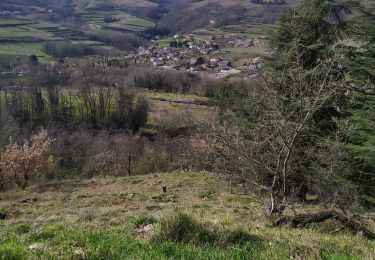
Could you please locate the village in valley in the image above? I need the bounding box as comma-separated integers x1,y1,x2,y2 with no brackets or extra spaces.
0,21,270,80
125,32,269,79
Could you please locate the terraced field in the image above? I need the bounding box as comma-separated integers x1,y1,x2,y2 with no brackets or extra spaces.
113,0,158,8
0,43,48,57
2,0,369,59
0,0,156,58
0,0,299,59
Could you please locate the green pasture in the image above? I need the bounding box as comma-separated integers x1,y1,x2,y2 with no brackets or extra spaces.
0,43,48,58
121,17,155,28
0,19,33,26
84,0,114,10
113,0,159,8
0,27,34,38
0,24,60,40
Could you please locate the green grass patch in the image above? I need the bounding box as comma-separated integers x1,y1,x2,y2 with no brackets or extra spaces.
0,27,33,38
0,43,48,58
121,17,154,28
113,0,158,8
0,19,33,26
0,26,58,40
0,224,263,259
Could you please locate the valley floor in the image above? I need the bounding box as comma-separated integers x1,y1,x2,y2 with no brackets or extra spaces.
0,172,374,259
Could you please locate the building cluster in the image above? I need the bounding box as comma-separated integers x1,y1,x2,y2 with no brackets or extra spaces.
125,34,266,78
227,37,268,48
243,57,264,73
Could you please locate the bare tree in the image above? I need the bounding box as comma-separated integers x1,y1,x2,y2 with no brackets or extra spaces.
0,130,54,189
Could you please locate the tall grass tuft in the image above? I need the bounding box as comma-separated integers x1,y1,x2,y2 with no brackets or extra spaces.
154,212,260,248
129,214,156,228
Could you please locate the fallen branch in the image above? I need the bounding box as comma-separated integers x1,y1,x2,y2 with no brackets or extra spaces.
273,210,375,240
331,226,347,234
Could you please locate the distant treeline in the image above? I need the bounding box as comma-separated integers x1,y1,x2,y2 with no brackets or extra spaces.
88,32,147,51
43,32,146,58
44,41,94,58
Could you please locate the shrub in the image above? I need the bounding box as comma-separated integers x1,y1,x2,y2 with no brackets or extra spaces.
94,150,127,176
132,147,170,175
129,97,149,131
104,16,119,23
0,130,53,189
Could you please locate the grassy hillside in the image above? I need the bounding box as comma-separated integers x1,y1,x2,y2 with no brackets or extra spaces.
156,0,299,33
1,1,374,259
0,172,374,259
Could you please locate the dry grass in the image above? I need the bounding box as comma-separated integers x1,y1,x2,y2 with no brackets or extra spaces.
148,98,217,128
0,172,374,258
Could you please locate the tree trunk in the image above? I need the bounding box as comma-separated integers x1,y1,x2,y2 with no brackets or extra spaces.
273,210,375,240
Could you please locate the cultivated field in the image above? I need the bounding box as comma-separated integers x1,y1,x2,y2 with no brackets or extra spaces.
0,0,156,58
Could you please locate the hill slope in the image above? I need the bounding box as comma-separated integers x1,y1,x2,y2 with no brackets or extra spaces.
0,0,299,35
155,0,299,33
0,172,374,258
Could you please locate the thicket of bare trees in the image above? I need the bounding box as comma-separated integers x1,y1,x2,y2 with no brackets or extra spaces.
88,31,147,51
132,67,220,96
193,59,350,208
44,41,95,58
0,64,150,130
0,60,221,133
0,55,223,189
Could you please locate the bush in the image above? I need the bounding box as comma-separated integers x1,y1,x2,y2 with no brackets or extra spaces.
129,97,149,131
104,16,119,23
0,130,53,189
132,147,171,175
